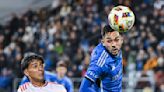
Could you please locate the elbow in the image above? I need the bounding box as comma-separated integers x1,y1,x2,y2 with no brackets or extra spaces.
79,79,87,92
79,78,93,92
79,85,84,92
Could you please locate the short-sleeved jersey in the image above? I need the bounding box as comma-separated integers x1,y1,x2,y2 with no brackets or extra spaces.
85,43,123,92
20,71,73,92
17,82,66,92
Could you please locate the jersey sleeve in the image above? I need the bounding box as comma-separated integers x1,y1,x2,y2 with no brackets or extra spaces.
85,49,108,82
85,64,103,82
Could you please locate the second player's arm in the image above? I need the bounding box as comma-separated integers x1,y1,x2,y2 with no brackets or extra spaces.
79,78,96,92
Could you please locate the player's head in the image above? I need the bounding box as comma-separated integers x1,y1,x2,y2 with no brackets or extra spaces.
56,60,67,78
101,25,123,56
21,52,45,83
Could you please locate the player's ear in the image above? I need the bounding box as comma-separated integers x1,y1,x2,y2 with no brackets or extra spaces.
101,39,104,43
24,69,29,76
56,67,58,72
120,35,123,44
101,35,105,43
101,39,105,45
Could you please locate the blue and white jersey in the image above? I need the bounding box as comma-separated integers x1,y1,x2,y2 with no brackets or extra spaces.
85,43,123,92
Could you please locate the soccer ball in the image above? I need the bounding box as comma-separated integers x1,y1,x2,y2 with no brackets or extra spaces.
108,5,135,32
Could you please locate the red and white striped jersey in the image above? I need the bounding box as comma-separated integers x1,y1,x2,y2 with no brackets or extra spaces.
17,82,67,92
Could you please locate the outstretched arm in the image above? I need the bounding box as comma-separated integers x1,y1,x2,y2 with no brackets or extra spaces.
79,78,96,92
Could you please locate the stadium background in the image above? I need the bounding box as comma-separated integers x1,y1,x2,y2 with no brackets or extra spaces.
0,0,163,92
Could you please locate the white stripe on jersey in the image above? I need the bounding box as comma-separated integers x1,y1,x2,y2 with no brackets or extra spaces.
96,50,108,67
96,50,105,66
100,80,103,92
17,82,66,92
99,53,108,67
85,75,95,82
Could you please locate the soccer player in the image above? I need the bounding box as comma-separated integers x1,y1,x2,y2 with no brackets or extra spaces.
20,60,73,92
79,25,123,92
17,53,66,92
55,60,74,92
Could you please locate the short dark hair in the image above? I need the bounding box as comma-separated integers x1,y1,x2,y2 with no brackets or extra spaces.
57,60,67,68
101,25,115,37
21,52,44,71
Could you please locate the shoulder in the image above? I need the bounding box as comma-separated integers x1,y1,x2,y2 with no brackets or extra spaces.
47,82,64,86
91,45,109,67
18,82,30,92
92,43,105,54
45,71,56,76
48,82,66,92
63,76,73,84
91,43,108,60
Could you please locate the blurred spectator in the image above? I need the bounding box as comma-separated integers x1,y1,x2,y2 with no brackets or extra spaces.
0,68,13,92
136,49,148,71
55,60,74,92
155,70,164,92
135,72,152,90
60,2,71,17
154,0,164,10
144,57,158,71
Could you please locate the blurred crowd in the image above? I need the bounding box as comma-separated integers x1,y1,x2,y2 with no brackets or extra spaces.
0,0,163,92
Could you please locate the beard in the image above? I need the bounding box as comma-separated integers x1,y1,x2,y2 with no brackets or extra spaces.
108,47,119,56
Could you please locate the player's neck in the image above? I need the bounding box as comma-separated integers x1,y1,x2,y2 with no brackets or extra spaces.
57,74,64,79
31,80,46,87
